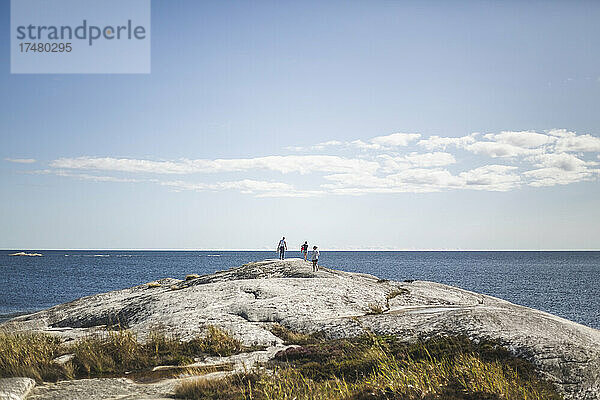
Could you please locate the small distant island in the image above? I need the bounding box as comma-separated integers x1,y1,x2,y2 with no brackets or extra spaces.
1,258,599,400
8,252,43,257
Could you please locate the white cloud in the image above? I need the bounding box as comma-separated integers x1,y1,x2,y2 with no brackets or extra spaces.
322,172,391,190
483,131,555,148
58,172,142,183
528,153,589,171
464,129,600,159
322,169,462,194
161,179,321,198
403,152,456,167
39,128,600,196
32,169,142,183
323,164,520,194
389,168,462,188
160,179,292,192
464,142,541,158
547,129,575,138
289,132,421,152
50,155,379,175
554,133,600,153
38,167,321,198
349,139,382,150
377,152,456,173
458,165,521,191
322,170,450,194
5,158,36,164
370,132,421,148
51,157,199,174
377,155,410,173
417,134,478,150
523,167,596,187
284,146,305,152
312,140,343,150
523,152,599,187
290,132,421,152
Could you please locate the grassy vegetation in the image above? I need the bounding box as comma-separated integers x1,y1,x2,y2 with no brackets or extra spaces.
269,324,322,345
175,334,563,400
385,287,409,301
175,373,261,400
0,325,250,382
0,330,69,382
1,324,564,399
366,303,384,315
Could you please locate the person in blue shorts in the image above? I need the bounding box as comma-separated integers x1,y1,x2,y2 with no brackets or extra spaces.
311,245,319,271
277,237,287,260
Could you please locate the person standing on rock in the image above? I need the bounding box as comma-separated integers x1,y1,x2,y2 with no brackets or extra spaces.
311,245,319,271
301,241,309,261
277,237,287,260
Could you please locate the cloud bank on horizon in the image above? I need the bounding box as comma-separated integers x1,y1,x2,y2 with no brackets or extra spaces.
21,129,600,198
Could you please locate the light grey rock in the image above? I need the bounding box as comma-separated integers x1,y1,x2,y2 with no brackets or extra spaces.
0,377,35,400
153,344,296,374
26,377,174,400
52,353,74,365
3,258,600,399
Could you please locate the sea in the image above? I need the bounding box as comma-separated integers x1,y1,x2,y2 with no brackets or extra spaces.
1,250,599,329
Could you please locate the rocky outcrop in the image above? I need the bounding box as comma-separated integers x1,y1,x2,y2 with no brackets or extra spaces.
3,258,600,399
25,377,173,400
0,378,35,400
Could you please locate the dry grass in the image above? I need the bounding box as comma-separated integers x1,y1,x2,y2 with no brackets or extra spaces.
366,303,384,315
175,334,563,400
385,287,409,301
0,331,72,382
175,373,260,400
2,326,564,400
0,325,249,382
269,324,321,345
196,325,247,357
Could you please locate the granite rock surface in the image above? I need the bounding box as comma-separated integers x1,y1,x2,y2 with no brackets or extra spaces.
3,258,600,399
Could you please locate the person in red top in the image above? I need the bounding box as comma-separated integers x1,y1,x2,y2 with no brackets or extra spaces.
301,241,308,261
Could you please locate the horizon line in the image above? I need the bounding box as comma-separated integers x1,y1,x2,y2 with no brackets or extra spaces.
2,248,599,252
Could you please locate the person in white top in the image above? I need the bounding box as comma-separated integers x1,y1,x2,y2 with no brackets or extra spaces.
277,237,287,260
311,245,320,271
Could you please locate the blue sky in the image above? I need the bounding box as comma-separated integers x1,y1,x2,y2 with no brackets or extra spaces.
1,0,600,250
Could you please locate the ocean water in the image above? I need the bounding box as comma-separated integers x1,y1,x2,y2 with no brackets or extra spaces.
1,250,599,329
